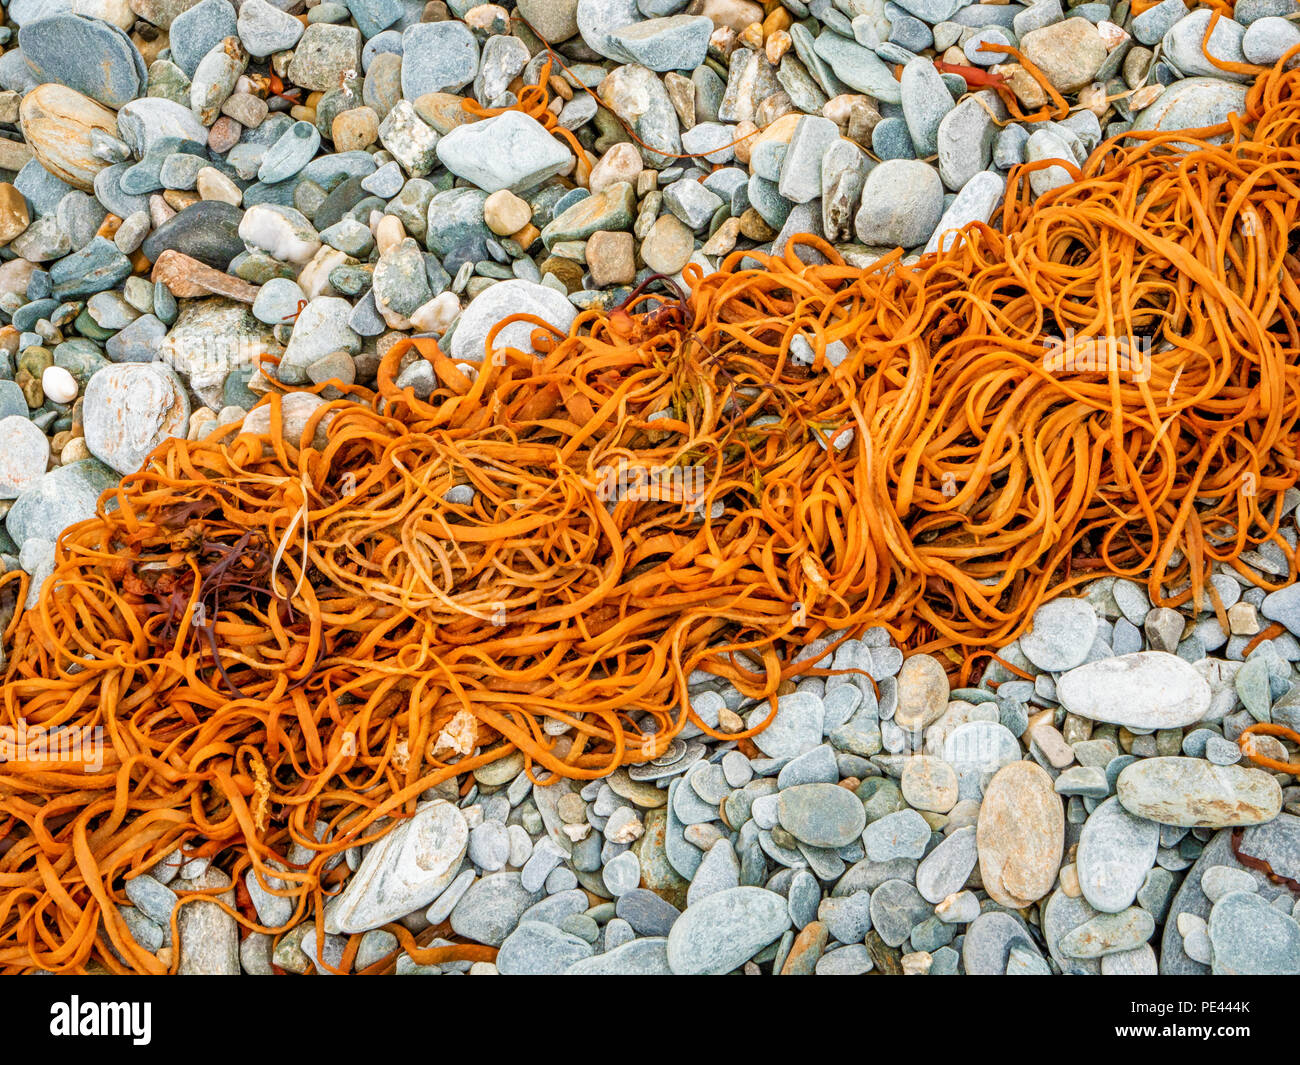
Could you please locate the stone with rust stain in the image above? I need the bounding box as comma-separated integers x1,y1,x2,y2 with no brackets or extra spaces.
151,249,259,303
82,362,191,475
977,760,1064,908
19,84,120,192
1117,757,1282,828
633,806,689,910
779,920,828,975
0,184,30,247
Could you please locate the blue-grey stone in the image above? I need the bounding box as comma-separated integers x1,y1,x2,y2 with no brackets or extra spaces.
609,14,712,72
1077,796,1160,913
496,920,593,974
813,28,902,104
872,116,916,160
869,878,931,947
49,238,131,299
345,0,404,38
170,0,238,77
1208,891,1300,974
963,910,1041,974
448,872,541,947
400,21,480,98
5,458,117,548
104,315,167,363
615,888,681,936
258,121,321,184
818,889,872,944
665,887,789,974
567,936,672,974
19,14,145,109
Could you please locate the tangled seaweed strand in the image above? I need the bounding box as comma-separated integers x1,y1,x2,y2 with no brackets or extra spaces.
3,54,1300,974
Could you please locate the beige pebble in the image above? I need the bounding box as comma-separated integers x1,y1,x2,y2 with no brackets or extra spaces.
60,437,91,464
1029,722,1076,768
588,142,643,194
1227,601,1260,636
977,760,1064,908
332,106,380,152
374,214,405,256
408,291,460,334
196,167,242,206
482,189,532,236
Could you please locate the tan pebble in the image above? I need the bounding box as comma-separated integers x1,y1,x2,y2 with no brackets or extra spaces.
331,106,380,152
196,167,242,206
765,28,791,63
731,119,758,164
901,950,933,975
1029,722,1076,768
588,142,642,194
163,189,200,211
1129,83,1163,110
18,84,117,191
1059,862,1081,897
584,229,635,288
717,706,744,733
374,214,405,256
482,189,531,236
894,653,949,732
60,437,91,464
0,183,30,247
702,215,741,256
1227,601,1260,636
976,760,1064,908
640,213,694,275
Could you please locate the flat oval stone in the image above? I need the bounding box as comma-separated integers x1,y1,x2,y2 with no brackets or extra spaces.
566,936,672,974
142,200,245,270
1042,888,1102,974
258,120,321,184
916,825,977,903
666,886,790,975
894,653,948,731
746,691,824,759
449,872,541,947
1019,598,1097,671
82,363,190,475
1056,651,1211,729
962,910,1040,975
497,920,593,975
20,14,145,109
1116,757,1283,828
777,783,867,848
448,278,578,364
324,799,468,934
1076,796,1160,913
1059,907,1156,958
976,761,1063,908
1208,891,1300,974
18,83,119,192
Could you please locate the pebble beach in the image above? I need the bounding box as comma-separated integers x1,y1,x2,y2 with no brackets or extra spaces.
0,0,1296,983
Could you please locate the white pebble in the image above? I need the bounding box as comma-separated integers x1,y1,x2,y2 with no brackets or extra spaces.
42,365,78,404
